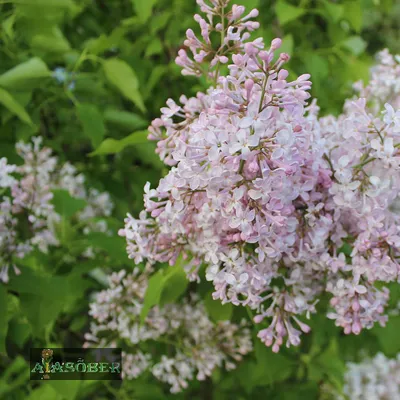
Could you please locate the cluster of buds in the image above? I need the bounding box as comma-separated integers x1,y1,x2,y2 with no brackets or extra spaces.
176,0,260,80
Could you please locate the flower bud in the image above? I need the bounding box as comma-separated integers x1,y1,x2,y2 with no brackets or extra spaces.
248,9,259,18
254,315,264,323
271,38,282,50
279,53,290,62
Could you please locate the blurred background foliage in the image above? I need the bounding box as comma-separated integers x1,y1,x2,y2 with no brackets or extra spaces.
1,0,400,399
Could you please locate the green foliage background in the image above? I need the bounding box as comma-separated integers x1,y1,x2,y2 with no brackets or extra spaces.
0,0,400,399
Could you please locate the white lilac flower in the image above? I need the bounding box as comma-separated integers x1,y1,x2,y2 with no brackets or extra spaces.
343,353,400,400
84,266,252,393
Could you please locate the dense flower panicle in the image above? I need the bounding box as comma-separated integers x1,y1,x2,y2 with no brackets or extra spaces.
84,266,252,393
0,137,114,283
120,0,400,352
343,353,400,400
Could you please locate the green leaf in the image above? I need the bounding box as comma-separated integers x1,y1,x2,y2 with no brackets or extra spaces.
85,232,127,262
322,0,343,22
340,36,367,56
253,340,295,385
2,14,16,39
144,65,167,100
131,382,165,400
0,356,29,398
88,268,109,287
303,53,329,89
131,0,158,23
0,87,33,125
48,381,81,400
18,292,63,336
140,271,165,323
276,1,306,25
280,383,320,400
0,285,8,353
103,58,146,112
76,103,106,148
280,34,294,56
141,264,188,322
145,37,163,58
69,314,87,332
133,143,164,170
236,361,258,394
104,109,148,131
28,385,61,400
8,318,31,348
204,292,233,322
31,33,71,53
309,339,345,388
344,57,371,84
7,267,45,296
6,293,20,322
10,0,73,7
7,268,69,337
344,0,362,32
51,189,87,218
150,11,172,34
89,130,149,156
0,58,50,89
338,242,353,256
372,315,400,355
159,265,188,305
239,0,260,7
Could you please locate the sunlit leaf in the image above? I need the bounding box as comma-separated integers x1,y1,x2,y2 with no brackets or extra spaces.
0,88,33,125
103,58,146,112
89,130,149,156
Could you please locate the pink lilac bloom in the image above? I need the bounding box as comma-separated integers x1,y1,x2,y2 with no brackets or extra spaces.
120,0,400,351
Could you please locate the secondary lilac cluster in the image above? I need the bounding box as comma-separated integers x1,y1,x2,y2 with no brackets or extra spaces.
84,266,252,393
119,0,400,352
0,137,113,283
353,49,400,113
342,352,400,399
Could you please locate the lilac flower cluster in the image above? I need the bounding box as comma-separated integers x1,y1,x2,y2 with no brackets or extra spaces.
0,137,113,283
119,0,400,352
84,266,252,393
353,49,400,113
343,352,400,400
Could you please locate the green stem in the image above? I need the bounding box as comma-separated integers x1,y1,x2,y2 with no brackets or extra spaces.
352,157,376,170
322,154,335,175
238,159,245,174
246,307,255,324
258,71,270,113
